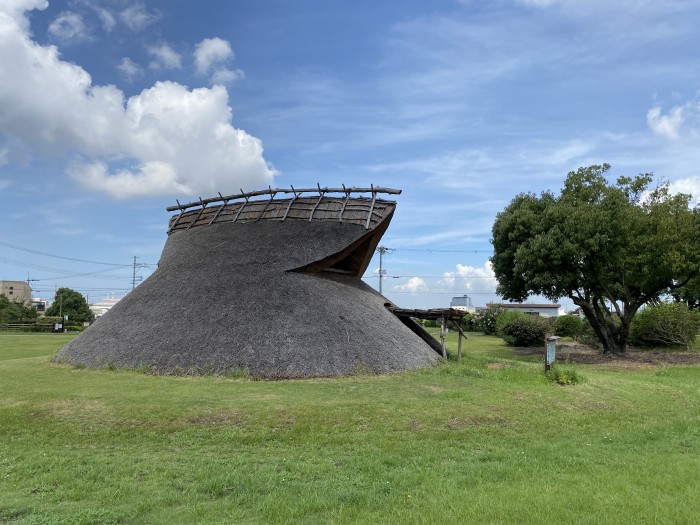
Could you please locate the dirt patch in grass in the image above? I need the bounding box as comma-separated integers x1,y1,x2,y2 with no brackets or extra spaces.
40,399,109,419
186,410,250,426
515,341,700,368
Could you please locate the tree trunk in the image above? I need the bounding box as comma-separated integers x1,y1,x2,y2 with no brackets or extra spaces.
571,297,629,354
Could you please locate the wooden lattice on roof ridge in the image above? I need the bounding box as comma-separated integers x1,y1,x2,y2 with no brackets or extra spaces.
166,185,401,234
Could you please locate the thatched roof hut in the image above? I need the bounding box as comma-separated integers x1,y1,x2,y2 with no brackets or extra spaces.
55,186,442,378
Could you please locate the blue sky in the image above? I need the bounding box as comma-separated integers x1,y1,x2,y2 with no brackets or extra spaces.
2,0,700,310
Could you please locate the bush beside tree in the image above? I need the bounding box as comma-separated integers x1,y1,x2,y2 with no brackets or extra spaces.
555,315,583,338
496,310,551,347
501,316,550,347
629,302,700,350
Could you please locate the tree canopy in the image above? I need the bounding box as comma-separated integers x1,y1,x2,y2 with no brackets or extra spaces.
490,164,700,353
671,276,700,309
0,294,37,323
45,287,94,323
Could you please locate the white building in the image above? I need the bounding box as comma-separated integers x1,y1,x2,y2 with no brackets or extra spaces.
488,303,561,317
450,295,476,313
90,297,121,318
31,298,48,315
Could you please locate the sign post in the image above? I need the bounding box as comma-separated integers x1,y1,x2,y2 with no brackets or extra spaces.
545,335,560,371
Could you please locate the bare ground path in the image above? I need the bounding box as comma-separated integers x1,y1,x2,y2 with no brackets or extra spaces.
515,341,700,368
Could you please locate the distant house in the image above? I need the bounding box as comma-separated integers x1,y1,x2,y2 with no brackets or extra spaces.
488,303,561,317
0,280,32,304
31,298,48,315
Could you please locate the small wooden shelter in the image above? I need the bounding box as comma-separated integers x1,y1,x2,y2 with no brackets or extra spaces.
387,307,469,362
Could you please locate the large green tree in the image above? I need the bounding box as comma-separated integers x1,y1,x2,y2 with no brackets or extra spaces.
491,164,700,354
45,287,94,323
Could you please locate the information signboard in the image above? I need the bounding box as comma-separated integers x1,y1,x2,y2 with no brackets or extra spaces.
545,336,559,371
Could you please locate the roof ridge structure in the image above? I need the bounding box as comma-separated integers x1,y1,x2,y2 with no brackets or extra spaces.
167,185,401,233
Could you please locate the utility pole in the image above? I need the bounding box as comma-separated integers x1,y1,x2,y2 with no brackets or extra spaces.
131,256,143,291
377,246,389,295
26,275,38,299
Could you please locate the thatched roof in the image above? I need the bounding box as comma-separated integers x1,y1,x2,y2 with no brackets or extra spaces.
55,188,441,378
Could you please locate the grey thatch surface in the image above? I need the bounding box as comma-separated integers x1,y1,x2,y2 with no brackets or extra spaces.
55,219,441,378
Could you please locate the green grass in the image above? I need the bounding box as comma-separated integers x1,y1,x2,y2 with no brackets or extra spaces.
0,334,698,524
0,333,76,361
426,329,542,361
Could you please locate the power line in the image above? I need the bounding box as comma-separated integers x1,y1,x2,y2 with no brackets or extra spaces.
32,287,131,292
364,275,496,279
32,266,131,281
0,257,130,273
392,248,492,253
387,291,498,295
0,240,126,266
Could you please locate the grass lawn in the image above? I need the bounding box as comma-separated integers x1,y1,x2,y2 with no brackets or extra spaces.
0,332,698,524
0,333,77,362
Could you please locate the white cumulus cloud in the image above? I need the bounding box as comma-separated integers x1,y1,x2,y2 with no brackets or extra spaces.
0,2,276,199
211,68,245,85
68,159,190,199
668,177,700,206
647,105,685,140
147,43,181,70
436,261,497,294
393,277,429,294
194,38,243,85
195,37,233,74
647,95,700,141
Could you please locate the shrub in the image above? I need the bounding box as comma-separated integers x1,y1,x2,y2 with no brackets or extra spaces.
461,313,479,332
495,309,526,336
555,315,583,338
38,316,63,324
499,314,549,347
477,305,504,335
629,302,700,350
546,364,581,385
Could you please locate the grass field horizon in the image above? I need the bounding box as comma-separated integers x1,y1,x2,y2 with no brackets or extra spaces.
1,332,698,524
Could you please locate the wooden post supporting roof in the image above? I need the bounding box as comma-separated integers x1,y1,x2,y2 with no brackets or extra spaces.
384,306,469,360
452,322,466,363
